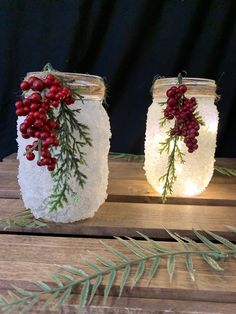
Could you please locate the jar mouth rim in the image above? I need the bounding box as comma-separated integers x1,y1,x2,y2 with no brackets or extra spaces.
27,71,104,81
154,77,216,85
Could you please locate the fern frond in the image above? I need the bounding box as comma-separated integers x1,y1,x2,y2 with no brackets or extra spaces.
0,227,235,313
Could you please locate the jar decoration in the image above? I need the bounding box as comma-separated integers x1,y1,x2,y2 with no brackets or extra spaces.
16,64,111,223
144,73,218,201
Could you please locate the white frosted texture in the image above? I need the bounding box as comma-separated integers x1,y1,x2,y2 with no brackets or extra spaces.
144,96,219,197
17,100,111,223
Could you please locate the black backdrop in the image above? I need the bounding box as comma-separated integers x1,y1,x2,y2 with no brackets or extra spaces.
1,0,236,159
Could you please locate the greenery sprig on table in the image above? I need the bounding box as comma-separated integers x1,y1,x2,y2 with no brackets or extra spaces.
0,226,236,313
0,209,47,229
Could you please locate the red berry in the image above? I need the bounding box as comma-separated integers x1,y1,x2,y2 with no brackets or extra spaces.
34,119,43,128
27,127,35,137
42,125,50,132
54,139,60,146
37,160,43,166
46,92,55,100
50,86,58,94
52,100,59,108
166,89,175,98
26,153,35,161
16,108,25,116
30,92,42,103
33,112,40,119
47,164,55,171
40,132,49,140
179,84,187,94
45,137,54,145
167,98,177,106
175,92,183,100
44,78,54,87
62,87,70,95
30,103,38,112
67,96,75,104
32,79,44,91
23,107,30,115
39,108,46,114
24,119,32,128
46,74,55,81
35,131,41,138
27,76,38,87
22,134,30,139
25,144,33,151
39,114,47,123
56,92,64,100
15,101,23,109
20,123,27,133
23,98,31,107
47,119,57,129
53,79,61,87
41,150,50,158
20,81,30,91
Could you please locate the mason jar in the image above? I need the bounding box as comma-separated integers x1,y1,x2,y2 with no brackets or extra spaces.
17,72,111,223
144,77,218,198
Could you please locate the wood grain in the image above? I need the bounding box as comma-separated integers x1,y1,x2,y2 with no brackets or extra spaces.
1,159,236,206
0,198,236,240
1,291,235,314
0,234,236,305
1,154,236,312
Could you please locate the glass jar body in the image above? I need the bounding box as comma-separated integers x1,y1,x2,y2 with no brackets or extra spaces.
17,72,111,223
144,78,218,197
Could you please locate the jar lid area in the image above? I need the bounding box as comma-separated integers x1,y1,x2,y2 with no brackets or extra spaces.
152,77,216,97
26,72,105,100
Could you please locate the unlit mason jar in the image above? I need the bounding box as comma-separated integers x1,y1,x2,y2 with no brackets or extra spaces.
144,77,218,197
17,72,111,223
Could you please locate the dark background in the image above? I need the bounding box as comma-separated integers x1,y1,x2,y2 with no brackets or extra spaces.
1,0,236,159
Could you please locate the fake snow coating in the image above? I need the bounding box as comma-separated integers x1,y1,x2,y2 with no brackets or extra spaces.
144,96,219,197
17,99,111,223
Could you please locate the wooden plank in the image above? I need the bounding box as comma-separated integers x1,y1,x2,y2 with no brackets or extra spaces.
1,291,235,314
107,180,236,206
2,157,236,182
0,199,236,240
0,234,236,304
1,167,236,206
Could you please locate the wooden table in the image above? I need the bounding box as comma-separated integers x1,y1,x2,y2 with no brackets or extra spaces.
0,154,236,313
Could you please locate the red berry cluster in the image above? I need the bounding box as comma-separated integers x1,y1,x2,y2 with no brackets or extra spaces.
164,84,200,153
16,74,75,171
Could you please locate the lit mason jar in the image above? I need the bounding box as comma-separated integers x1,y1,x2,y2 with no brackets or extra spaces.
17,72,111,222
144,77,218,197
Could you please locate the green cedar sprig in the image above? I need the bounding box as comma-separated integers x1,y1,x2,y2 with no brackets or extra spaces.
49,100,92,212
0,227,235,313
41,64,92,212
159,136,185,203
0,209,47,229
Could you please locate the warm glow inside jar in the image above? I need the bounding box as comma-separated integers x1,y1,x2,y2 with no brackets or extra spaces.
17,72,111,223
144,77,219,197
